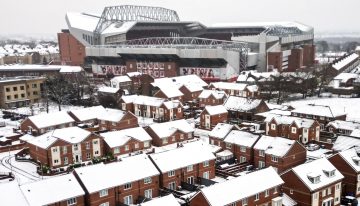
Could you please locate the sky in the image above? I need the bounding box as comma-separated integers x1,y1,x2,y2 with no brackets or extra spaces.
1,0,360,37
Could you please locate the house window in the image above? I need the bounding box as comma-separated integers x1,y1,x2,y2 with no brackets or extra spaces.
259,150,265,157
6,95,10,100
168,182,176,190
14,94,18,99
64,157,68,165
124,183,132,190
240,156,246,163
242,198,248,206
313,193,318,200
271,156,278,162
144,189,152,199
290,189,293,194
271,124,276,130
168,170,175,177
180,134,184,140
226,143,232,149
336,183,340,190
265,189,269,197
240,146,246,152
53,159,59,164
255,193,259,201
5,87,10,92
125,145,129,151
203,171,210,179
112,122,116,126
203,160,209,167
187,165,193,172
114,147,120,154
259,161,265,168
13,86,17,91
291,127,297,134
274,187,278,194
99,189,108,197
327,187,331,195
67,197,77,205
171,136,175,141
144,177,152,184
134,143,139,149
124,195,133,205
95,151,99,155
178,108,181,113
86,153,90,159
322,189,326,197
188,133,192,139
144,141,150,148
73,144,78,151
52,148,58,153
163,138,168,144
85,142,90,150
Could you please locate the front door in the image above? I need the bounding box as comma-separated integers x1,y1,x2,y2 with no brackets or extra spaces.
205,115,210,129
187,176,194,184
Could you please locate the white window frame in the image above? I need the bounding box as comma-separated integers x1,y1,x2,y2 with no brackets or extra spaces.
203,160,209,167
271,124,276,130
271,155,278,162
144,189,152,199
124,195,133,205
124,182,132,190
99,189,108,197
259,150,265,157
240,146,246,152
144,177,152,184
255,193,259,201
187,165,193,172
114,147,120,154
125,145,129,151
291,127,297,134
265,189,269,197
67,197,77,206
168,170,175,177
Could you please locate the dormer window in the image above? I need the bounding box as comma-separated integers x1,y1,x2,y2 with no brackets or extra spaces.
307,173,321,184
323,169,335,177
352,156,360,166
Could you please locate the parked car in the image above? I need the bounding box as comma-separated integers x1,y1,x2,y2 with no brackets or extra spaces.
341,196,357,206
2,113,13,119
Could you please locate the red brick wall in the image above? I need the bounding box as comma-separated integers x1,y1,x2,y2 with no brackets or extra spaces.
57,32,86,66
199,95,224,108
268,52,283,71
99,112,138,131
200,110,228,130
48,195,85,206
146,128,193,147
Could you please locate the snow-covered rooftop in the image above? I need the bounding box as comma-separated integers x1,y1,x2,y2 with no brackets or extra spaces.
111,75,132,84
209,123,234,140
224,130,260,147
291,158,343,191
97,108,129,122
152,75,207,89
199,167,283,206
210,82,248,91
101,127,152,148
204,105,228,115
163,100,182,110
223,96,263,112
69,105,106,122
327,120,360,131
140,194,180,206
0,182,28,206
66,12,99,32
198,89,227,99
0,64,82,72
20,174,85,206
149,144,215,172
254,136,296,157
28,111,75,129
156,85,184,98
332,135,360,151
132,95,166,107
97,86,120,93
291,104,346,118
75,154,159,194
338,147,360,173
148,119,194,138
265,114,316,128
351,129,360,138
332,53,359,71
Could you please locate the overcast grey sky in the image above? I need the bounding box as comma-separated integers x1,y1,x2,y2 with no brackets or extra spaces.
1,0,359,36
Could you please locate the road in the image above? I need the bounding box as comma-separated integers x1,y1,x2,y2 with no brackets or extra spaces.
0,154,41,182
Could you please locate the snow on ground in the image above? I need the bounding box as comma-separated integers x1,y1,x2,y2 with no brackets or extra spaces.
285,97,360,122
5,103,84,116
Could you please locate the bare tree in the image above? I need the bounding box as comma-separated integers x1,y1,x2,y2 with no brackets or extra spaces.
44,74,74,111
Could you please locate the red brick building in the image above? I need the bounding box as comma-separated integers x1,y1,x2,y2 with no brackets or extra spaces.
149,145,216,189
223,130,261,163
328,148,360,197
20,111,76,135
224,96,269,122
208,82,260,98
179,84,203,102
326,120,360,136
153,86,184,101
101,127,152,158
200,105,228,130
198,89,227,108
20,173,85,206
253,135,306,173
74,154,160,206
190,167,284,206
68,105,106,125
58,30,86,66
281,158,344,206
146,119,194,147
25,127,103,168
265,115,320,144
97,108,138,131
208,123,234,148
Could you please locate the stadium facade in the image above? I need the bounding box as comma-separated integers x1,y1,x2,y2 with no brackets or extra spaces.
58,5,315,81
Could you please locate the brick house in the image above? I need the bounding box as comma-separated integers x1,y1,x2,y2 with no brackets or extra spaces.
119,95,137,112
189,167,284,206
25,127,103,168
98,108,138,131
223,130,261,163
281,158,344,206
153,86,184,101
146,119,194,147
208,123,234,148
140,194,180,206
328,147,360,197
101,127,152,158
253,136,306,173
224,96,269,122
110,75,133,91
20,111,76,135
179,84,203,102
149,145,216,190
265,115,320,144
291,104,347,130
159,100,184,122
199,105,228,130
68,105,106,125
20,174,85,206
74,154,160,206
209,82,260,98
198,89,227,108
326,120,360,136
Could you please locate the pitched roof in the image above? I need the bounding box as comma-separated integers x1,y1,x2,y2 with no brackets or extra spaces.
148,119,194,138
254,136,296,157
291,158,344,191
149,145,215,172
209,123,234,140
210,82,248,91
132,95,165,107
199,167,283,206
291,104,346,118
332,135,360,151
162,100,182,110
338,147,360,172
327,120,360,131
198,89,227,99
75,154,160,194
111,75,132,83
224,96,263,112
224,130,260,147
69,105,106,121
28,111,75,129
156,85,184,98
97,108,129,122
20,174,85,206
140,194,180,206
204,105,228,115
97,86,120,93
265,115,316,128
101,127,152,148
